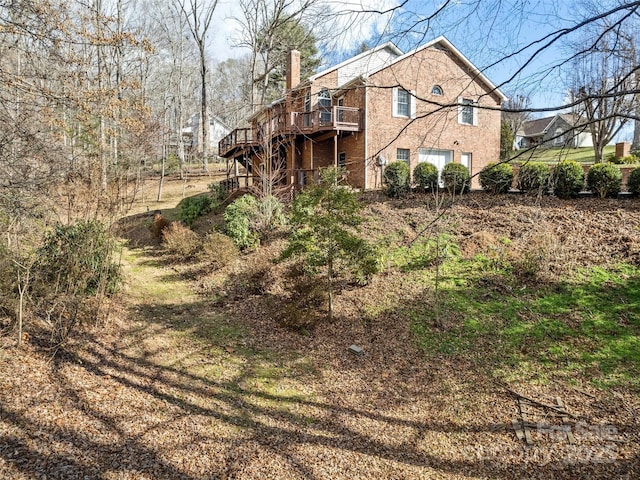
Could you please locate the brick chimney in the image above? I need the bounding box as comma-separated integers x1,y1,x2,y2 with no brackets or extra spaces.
286,49,301,91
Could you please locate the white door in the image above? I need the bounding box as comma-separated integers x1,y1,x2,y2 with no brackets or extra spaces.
461,152,472,171
418,148,453,187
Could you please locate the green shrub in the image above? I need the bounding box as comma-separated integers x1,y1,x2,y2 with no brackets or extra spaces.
607,153,637,165
179,195,214,227
605,152,618,164
208,182,227,203
586,163,622,198
627,167,640,194
162,222,201,257
163,153,180,174
479,162,513,194
224,194,259,250
384,161,410,198
516,162,551,194
413,162,439,192
552,160,584,199
442,162,470,194
35,220,122,296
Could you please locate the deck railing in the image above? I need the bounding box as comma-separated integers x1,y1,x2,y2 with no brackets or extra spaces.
293,106,361,133
219,107,363,156
218,127,256,156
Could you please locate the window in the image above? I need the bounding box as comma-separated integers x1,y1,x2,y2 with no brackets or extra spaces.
397,89,409,117
458,98,477,126
393,87,416,118
304,91,311,127
318,89,332,124
553,127,565,146
397,148,410,164
431,85,443,95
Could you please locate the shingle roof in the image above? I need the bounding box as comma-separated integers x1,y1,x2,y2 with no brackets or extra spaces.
522,116,555,136
521,114,577,136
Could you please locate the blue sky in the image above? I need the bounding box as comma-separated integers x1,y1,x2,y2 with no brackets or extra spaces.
211,0,637,139
213,0,576,106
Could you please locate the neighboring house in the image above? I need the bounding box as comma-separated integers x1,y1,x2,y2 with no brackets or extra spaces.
190,114,231,156
218,36,506,190
516,114,593,149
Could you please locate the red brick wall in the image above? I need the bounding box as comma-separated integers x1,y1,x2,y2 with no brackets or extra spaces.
365,45,502,189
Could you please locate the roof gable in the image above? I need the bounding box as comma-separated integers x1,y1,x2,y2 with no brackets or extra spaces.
367,36,507,102
309,43,403,86
522,114,574,136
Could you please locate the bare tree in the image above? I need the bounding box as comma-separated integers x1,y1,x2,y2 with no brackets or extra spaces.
232,0,320,111
569,28,639,162
175,0,218,172
210,56,254,127
502,95,532,141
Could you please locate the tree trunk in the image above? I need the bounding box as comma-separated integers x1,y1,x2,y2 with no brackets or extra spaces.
199,43,209,172
158,144,166,201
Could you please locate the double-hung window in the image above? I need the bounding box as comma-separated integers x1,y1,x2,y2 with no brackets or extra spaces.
397,89,409,117
458,98,477,126
318,89,332,124
393,87,416,118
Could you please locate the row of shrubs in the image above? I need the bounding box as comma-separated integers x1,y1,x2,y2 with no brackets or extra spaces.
479,160,640,198
384,161,470,198
384,159,640,199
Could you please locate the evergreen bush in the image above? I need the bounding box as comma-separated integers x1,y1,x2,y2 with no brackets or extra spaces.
179,195,214,227
384,161,410,198
35,220,122,296
516,162,551,194
586,163,622,198
442,162,470,194
627,167,640,194
552,160,584,199
479,162,513,194
224,194,259,250
413,162,439,192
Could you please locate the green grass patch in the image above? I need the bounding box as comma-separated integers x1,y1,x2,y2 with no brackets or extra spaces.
409,256,640,389
511,145,616,164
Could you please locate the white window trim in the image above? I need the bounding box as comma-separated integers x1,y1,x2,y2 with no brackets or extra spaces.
393,87,416,119
457,97,478,126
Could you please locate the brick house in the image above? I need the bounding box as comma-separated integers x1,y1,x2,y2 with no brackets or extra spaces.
218,36,506,190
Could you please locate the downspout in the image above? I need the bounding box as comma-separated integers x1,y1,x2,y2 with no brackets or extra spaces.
364,77,369,190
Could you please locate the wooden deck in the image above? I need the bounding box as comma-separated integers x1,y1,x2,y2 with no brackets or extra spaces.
218,107,362,158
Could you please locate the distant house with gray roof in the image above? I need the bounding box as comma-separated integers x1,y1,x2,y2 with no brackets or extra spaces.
516,114,592,149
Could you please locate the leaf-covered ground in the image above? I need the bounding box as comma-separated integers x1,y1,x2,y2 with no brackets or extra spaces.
1,186,640,479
